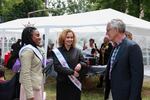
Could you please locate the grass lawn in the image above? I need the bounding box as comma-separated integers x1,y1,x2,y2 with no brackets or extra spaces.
4,68,150,100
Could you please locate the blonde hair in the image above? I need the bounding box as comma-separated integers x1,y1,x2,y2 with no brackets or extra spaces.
58,29,77,47
125,31,133,40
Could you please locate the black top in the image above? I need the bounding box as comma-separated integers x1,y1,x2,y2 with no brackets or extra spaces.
53,46,87,82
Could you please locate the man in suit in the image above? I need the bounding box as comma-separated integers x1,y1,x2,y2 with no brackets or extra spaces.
104,19,144,100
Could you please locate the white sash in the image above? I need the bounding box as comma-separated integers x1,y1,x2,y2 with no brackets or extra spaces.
53,48,81,91
19,44,43,62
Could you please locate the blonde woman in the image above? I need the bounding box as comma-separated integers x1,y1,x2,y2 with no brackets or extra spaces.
52,29,87,100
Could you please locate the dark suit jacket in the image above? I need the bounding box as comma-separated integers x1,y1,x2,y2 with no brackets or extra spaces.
104,38,144,100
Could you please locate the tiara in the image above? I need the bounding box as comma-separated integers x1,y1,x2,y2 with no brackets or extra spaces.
23,21,35,27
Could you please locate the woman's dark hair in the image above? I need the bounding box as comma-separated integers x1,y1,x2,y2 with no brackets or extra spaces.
21,27,37,47
6,39,22,69
89,38,95,43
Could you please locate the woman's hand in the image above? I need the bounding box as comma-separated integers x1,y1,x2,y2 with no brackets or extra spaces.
74,63,81,72
73,71,79,77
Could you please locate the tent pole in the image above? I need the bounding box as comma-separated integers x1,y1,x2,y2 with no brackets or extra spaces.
44,27,49,68
1,29,5,59
146,37,149,66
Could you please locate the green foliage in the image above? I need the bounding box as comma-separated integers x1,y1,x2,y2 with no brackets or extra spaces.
48,0,66,16
127,0,141,18
66,0,91,14
1,0,150,22
1,0,18,21
99,0,126,12
142,0,150,21
1,0,48,22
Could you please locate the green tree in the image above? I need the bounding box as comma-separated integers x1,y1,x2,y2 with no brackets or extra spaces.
47,0,93,15
127,0,142,18
2,0,150,22
0,0,4,9
66,0,89,14
0,0,4,22
1,0,48,22
66,0,78,14
142,0,150,21
99,0,126,12
48,0,66,16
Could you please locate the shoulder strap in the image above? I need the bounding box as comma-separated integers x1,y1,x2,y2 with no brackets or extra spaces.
53,48,70,69
19,44,43,62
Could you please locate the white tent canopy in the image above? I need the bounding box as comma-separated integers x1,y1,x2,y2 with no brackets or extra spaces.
0,8,150,35
0,8,150,65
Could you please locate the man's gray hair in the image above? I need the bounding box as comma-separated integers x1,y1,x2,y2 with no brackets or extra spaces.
109,19,126,33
